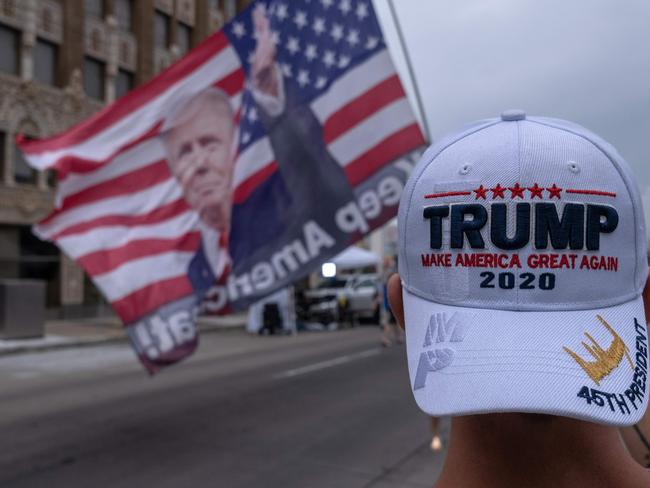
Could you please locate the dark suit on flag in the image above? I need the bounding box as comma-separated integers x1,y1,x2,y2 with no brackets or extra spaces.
228,78,355,274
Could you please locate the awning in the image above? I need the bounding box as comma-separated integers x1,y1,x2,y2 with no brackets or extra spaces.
329,246,380,270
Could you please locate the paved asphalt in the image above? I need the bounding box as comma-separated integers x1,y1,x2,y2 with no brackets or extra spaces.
0,327,447,487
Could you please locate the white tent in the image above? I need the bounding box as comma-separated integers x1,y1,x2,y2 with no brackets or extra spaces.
246,287,296,334
329,246,380,270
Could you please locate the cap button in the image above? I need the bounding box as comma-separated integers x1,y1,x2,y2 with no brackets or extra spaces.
501,109,526,122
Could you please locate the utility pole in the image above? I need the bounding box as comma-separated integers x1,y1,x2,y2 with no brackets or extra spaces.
386,0,431,143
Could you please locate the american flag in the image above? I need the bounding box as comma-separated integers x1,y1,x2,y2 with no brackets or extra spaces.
18,0,424,370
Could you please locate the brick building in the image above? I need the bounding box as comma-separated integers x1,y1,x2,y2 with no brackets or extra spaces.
0,0,248,315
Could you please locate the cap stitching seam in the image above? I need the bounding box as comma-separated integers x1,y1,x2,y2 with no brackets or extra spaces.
403,120,502,284
527,118,642,293
515,120,522,309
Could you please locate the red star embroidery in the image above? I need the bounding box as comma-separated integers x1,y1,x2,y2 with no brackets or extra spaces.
547,184,562,199
528,183,544,199
509,183,525,199
491,184,506,199
474,185,488,199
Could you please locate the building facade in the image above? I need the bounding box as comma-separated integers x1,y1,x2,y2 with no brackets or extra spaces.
0,0,248,314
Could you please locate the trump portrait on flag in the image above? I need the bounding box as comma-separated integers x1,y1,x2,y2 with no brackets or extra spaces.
229,4,356,277
165,3,359,303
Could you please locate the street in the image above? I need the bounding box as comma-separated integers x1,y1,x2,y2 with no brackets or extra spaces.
0,327,446,487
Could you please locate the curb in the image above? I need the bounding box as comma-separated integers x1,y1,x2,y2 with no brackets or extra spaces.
0,321,246,357
0,335,127,357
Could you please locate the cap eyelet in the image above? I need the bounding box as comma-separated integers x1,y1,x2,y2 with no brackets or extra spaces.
567,161,580,174
459,164,472,175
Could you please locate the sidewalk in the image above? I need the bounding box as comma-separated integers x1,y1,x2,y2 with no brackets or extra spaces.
0,313,248,356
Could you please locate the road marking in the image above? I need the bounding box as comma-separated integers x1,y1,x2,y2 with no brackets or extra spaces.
274,348,381,379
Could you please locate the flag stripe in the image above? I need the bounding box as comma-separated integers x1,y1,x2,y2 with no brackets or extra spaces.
57,138,166,202
78,232,201,276
94,251,195,302
50,198,191,239
233,161,277,204
19,31,231,155
37,180,183,236
58,210,198,258
213,69,246,97
232,136,275,187
60,159,171,210
111,275,194,325
344,123,425,186
328,98,418,167
55,122,163,180
311,50,394,122
322,74,405,145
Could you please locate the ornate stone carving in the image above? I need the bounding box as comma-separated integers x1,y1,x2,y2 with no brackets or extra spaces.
155,0,174,15
0,73,100,139
209,8,225,32
0,0,23,29
64,69,85,100
0,185,54,223
2,0,15,17
36,0,62,44
117,31,137,71
21,0,36,48
176,0,195,27
0,70,102,223
84,17,108,60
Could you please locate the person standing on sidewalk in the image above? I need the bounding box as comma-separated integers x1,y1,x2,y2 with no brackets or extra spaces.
381,255,404,347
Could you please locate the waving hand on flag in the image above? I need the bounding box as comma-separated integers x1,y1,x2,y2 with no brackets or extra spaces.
17,0,425,373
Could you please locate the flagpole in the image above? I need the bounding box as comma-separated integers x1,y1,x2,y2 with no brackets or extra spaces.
386,0,431,143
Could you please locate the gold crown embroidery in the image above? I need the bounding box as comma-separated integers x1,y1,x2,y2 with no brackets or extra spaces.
563,315,634,386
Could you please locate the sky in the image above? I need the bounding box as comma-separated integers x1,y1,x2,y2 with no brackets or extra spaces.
373,0,650,235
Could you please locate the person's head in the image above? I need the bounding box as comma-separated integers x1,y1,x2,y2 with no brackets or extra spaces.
163,88,235,231
395,110,649,428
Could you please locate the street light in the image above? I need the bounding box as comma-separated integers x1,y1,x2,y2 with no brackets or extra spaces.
321,262,336,278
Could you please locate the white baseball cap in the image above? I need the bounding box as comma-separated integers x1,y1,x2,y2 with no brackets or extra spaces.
398,110,649,426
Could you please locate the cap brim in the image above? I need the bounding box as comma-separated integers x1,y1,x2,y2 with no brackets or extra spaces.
403,287,649,426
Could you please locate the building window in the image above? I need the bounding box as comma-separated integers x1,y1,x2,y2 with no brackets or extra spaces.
34,39,58,86
115,0,132,31
83,57,105,100
19,226,61,308
84,0,104,18
46,170,56,188
177,23,191,55
0,23,19,75
115,69,133,98
14,141,37,185
154,11,170,48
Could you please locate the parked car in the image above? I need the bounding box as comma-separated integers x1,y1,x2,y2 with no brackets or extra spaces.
304,274,380,325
